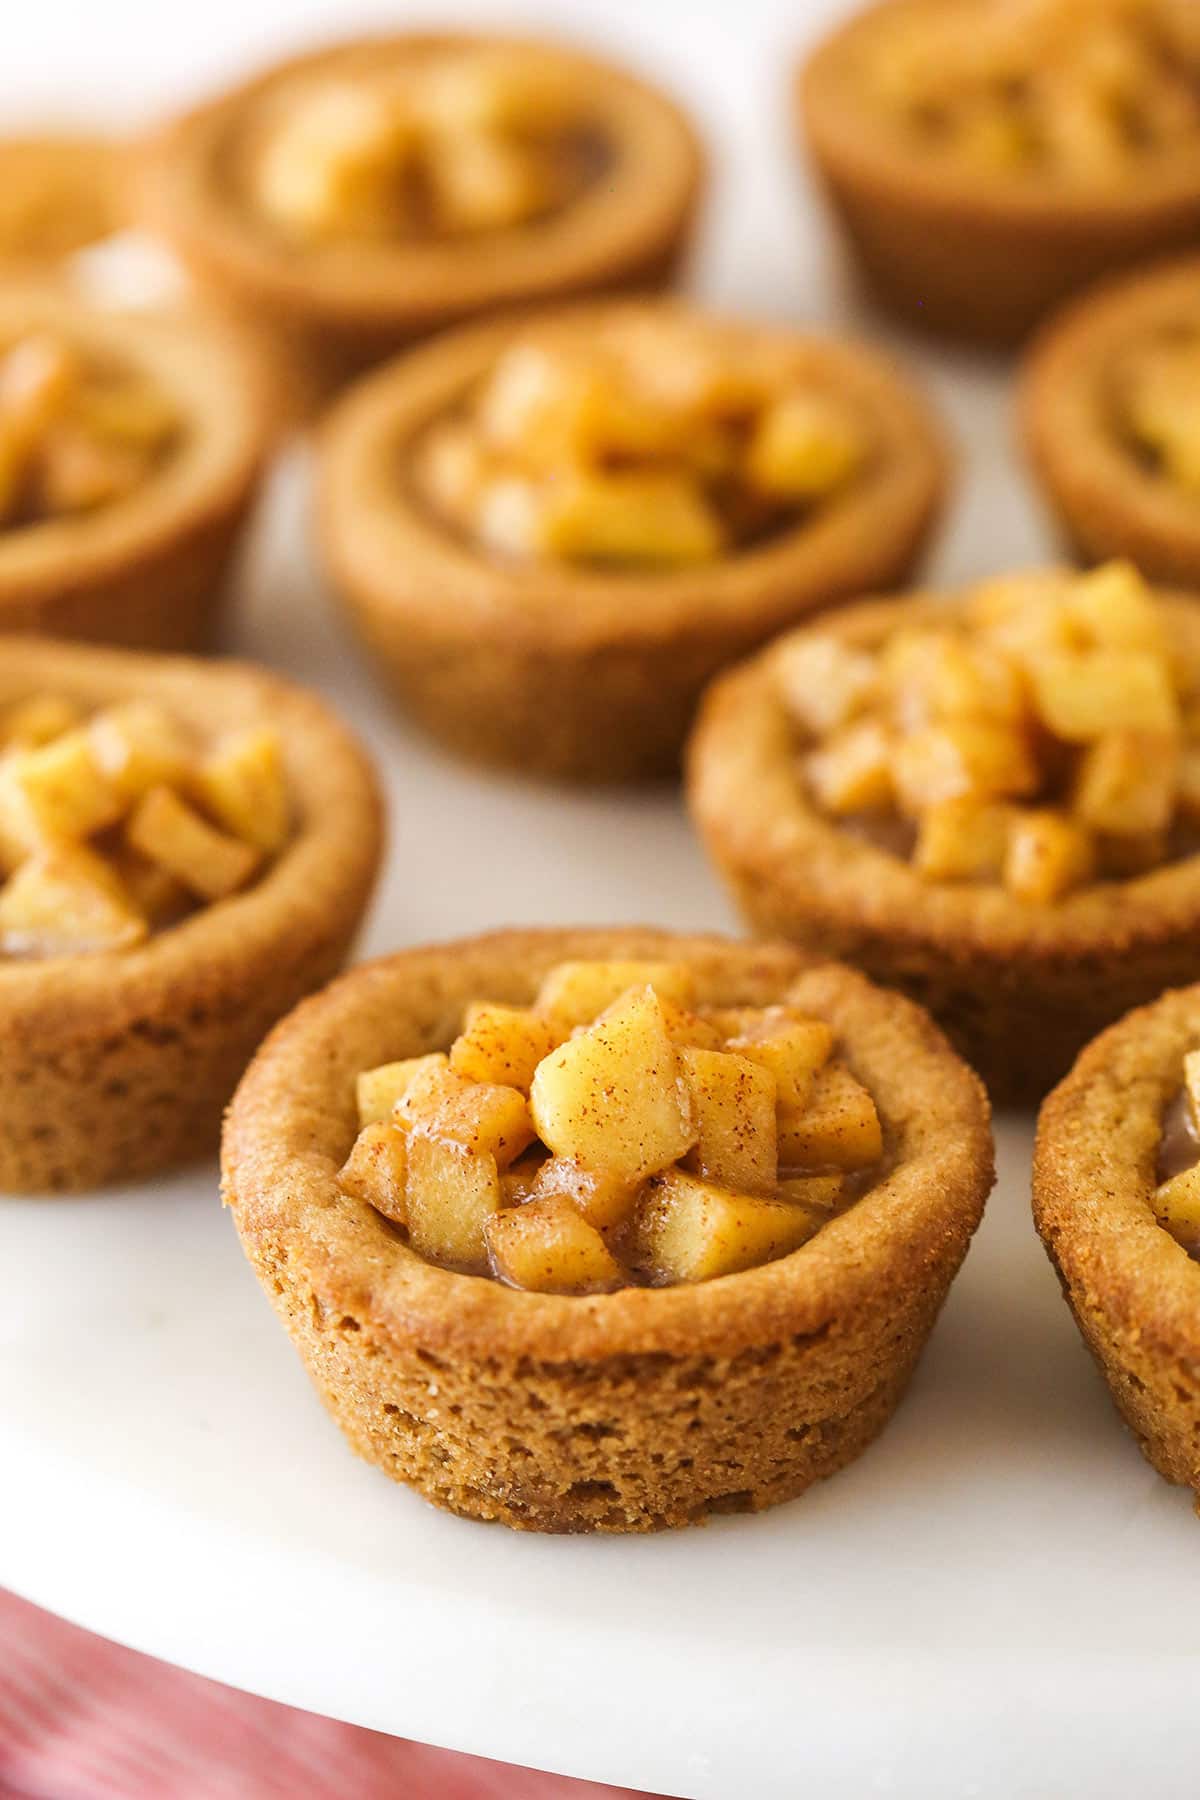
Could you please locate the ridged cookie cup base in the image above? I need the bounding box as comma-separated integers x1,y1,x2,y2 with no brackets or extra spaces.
0,638,383,1193
222,929,993,1534
1033,986,1200,1501
0,494,251,654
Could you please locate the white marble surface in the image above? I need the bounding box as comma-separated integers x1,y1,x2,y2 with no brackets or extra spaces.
2,2,1199,1796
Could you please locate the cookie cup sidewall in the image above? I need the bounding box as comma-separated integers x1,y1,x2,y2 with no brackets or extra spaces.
0,288,273,651
222,929,993,1532
138,33,707,400
797,1,1200,346
314,302,948,781
0,638,383,1192
1033,986,1200,1492
1021,255,1200,587
685,593,1200,1105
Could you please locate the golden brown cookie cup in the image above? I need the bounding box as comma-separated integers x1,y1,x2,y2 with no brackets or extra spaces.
0,637,382,1193
1022,256,1200,586
139,33,705,409
0,285,270,652
687,593,1200,1107
222,927,992,1534
1033,987,1200,1500
797,0,1200,348
315,302,947,783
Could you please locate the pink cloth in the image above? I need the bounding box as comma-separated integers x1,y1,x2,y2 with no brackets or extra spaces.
0,1588,659,1800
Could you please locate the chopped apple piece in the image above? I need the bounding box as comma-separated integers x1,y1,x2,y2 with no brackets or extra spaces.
485,1196,624,1294
405,1134,501,1271
723,1010,834,1110
532,469,724,568
193,726,290,854
1072,730,1179,835
1154,1163,1200,1242
1026,649,1178,741
356,1053,448,1127
0,730,122,854
108,845,193,929
338,1121,408,1223
806,720,895,814
398,1063,534,1169
774,634,877,737
778,1063,882,1170
629,1169,820,1282
0,694,81,748
1065,562,1164,655
449,1002,560,1092
88,701,193,801
530,984,696,1181
1184,1049,1200,1128
499,1150,548,1206
526,1154,640,1230
428,131,556,233
745,390,863,500
0,844,146,957
1004,809,1095,904
776,1172,845,1210
125,785,260,900
893,719,1038,813
914,797,1011,882
658,999,726,1051
534,959,696,1030
679,1046,778,1193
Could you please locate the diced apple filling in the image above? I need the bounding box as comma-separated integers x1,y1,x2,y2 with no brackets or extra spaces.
413,317,870,571
338,959,885,1291
248,48,591,246
782,561,1200,901
866,0,1200,181
0,692,290,958
0,331,177,531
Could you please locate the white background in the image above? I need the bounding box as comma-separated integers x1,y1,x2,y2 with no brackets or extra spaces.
2,3,1199,1798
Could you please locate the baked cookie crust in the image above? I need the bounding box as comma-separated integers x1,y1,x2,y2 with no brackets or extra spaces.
0,283,270,651
687,591,1200,1105
0,636,382,1192
222,927,992,1533
798,0,1200,347
1033,985,1200,1500
1022,255,1200,587
139,33,705,406
316,301,947,783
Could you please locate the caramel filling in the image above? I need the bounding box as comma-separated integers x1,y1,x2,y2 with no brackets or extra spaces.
0,333,179,532
1154,1052,1200,1257
864,0,1200,180
780,561,1200,903
1112,325,1200,496
413,322,869,570
337,958,884,1292
242,48,610,246
0,695,290,959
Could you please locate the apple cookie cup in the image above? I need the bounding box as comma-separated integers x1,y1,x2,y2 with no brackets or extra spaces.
688,567,1200,1106
139,34,705,409
1034,985,1200,1500
798,0,1200,348
1022,254,1200,589
0,284,271,652
316,302,947,783
222,929,992,1534
0,638,382,1192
